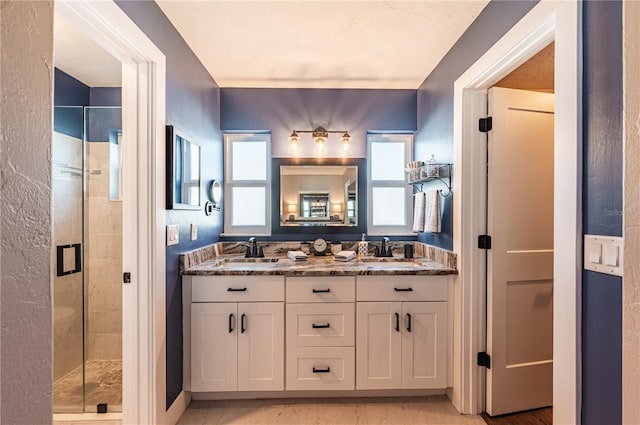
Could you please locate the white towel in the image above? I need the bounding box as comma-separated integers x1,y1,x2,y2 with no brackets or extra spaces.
334,250,356,261
287,250,308,261
412,191,426,233
424,190,441,233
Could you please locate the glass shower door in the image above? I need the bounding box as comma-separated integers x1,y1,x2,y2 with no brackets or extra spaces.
52,106,85,412
52,106,123,414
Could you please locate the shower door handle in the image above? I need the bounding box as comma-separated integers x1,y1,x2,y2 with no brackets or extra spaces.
56,243,82,277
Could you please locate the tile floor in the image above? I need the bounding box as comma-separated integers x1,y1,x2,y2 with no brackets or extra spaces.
54,359,122,413
177,396,486,425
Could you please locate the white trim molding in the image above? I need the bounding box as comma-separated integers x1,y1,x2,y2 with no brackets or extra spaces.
55,2,168,424
452,1,581,423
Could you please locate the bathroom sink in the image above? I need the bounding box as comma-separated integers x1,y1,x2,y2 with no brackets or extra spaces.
216,258,280,269
365,262,423,270
360,258,425,270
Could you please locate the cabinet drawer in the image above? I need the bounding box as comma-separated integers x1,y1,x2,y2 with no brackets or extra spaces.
286,347,355,390
286,303,355,347
357,276,447,302
192,276,284,302
286,276,355,303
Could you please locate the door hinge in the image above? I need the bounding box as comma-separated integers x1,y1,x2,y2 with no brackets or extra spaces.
478,235,492,250
477,352,491,369
479,117,493,133
123,272,131,284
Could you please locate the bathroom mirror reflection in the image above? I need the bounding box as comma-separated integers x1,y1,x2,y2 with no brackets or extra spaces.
280,164,358,226
166,125,201,209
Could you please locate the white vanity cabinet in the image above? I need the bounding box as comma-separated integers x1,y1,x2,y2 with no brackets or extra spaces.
285,276,356,390
190,276,285,392
356,275,448,390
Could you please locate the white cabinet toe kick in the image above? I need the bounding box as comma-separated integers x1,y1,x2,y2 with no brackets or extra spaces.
183,274,451,399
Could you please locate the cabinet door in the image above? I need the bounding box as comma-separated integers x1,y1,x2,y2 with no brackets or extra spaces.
237,302,284,391
191,303,237,392
401,302,447,389
356,302,402,389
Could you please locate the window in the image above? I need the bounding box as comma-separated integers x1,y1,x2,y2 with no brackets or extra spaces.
224,134,271,235
367,134,413,235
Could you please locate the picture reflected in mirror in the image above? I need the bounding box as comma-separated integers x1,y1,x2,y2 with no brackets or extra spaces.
280,165,357,227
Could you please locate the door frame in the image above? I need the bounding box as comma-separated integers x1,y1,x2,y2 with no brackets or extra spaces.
623,1,640,422
55,1,172,424
452,1,581,423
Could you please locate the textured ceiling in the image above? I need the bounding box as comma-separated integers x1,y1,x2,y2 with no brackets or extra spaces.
53,12,122,87
157,0,489,89
495,42,554,93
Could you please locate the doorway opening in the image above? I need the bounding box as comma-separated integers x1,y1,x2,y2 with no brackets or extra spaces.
452,2,581,424
52,1,167,423
481,41,555,423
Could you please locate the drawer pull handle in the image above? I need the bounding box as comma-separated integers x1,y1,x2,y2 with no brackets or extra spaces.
227,287,247,292
312,323,331,329
313,367,331,373
312,288,331,293
241,314,246,333
407,313,412,333
395,312,400,332
228,313,234,333
394,287,413,292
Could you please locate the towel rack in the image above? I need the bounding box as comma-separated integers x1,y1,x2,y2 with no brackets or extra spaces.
405,163,452,197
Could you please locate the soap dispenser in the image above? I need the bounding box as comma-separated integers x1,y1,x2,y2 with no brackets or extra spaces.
358,233,368,257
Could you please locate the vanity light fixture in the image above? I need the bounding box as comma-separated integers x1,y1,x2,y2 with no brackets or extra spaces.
288,126,352,155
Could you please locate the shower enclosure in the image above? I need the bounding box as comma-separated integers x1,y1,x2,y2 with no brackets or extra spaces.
53,106,123,413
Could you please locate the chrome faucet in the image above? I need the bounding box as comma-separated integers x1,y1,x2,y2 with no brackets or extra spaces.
375,237,394,257
243,237,264,258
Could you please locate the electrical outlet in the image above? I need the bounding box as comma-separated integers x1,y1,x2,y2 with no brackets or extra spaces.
191,224,198,241
166,224,179,246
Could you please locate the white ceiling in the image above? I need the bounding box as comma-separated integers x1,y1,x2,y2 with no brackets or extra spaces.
157,0,489,89
52,1,488,90
53,12,122,87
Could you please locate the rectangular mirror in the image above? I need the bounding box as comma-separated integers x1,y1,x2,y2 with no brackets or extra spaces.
280,164,358,227
166,125,201,210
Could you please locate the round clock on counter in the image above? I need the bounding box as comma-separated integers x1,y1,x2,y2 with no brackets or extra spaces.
312,238,329,256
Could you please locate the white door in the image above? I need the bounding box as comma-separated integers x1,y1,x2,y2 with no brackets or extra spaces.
401,302,447,389
356,302,402,389
237,302,284,391
191,303,238,392
486,87,554,415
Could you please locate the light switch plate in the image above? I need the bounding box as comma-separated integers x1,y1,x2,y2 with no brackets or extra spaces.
191,224,198,241
584,235,623,276
167,224,179,246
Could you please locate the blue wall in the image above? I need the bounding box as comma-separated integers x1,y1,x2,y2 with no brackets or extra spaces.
54,69,89,139
414,1,539,250
221,88,416,242
115,0,223,409
90,87,121,107
582,1,623,423
221,88,416,158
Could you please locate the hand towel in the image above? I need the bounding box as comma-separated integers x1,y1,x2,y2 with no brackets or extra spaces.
412,191,426,233
424,190,441,233
287,251,308,261
334,250,356,261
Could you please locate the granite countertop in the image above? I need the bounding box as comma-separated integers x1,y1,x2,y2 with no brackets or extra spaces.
181,255,457,276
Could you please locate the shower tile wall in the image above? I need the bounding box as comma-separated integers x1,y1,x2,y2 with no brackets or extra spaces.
86,142,122,360
53,132,84,382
